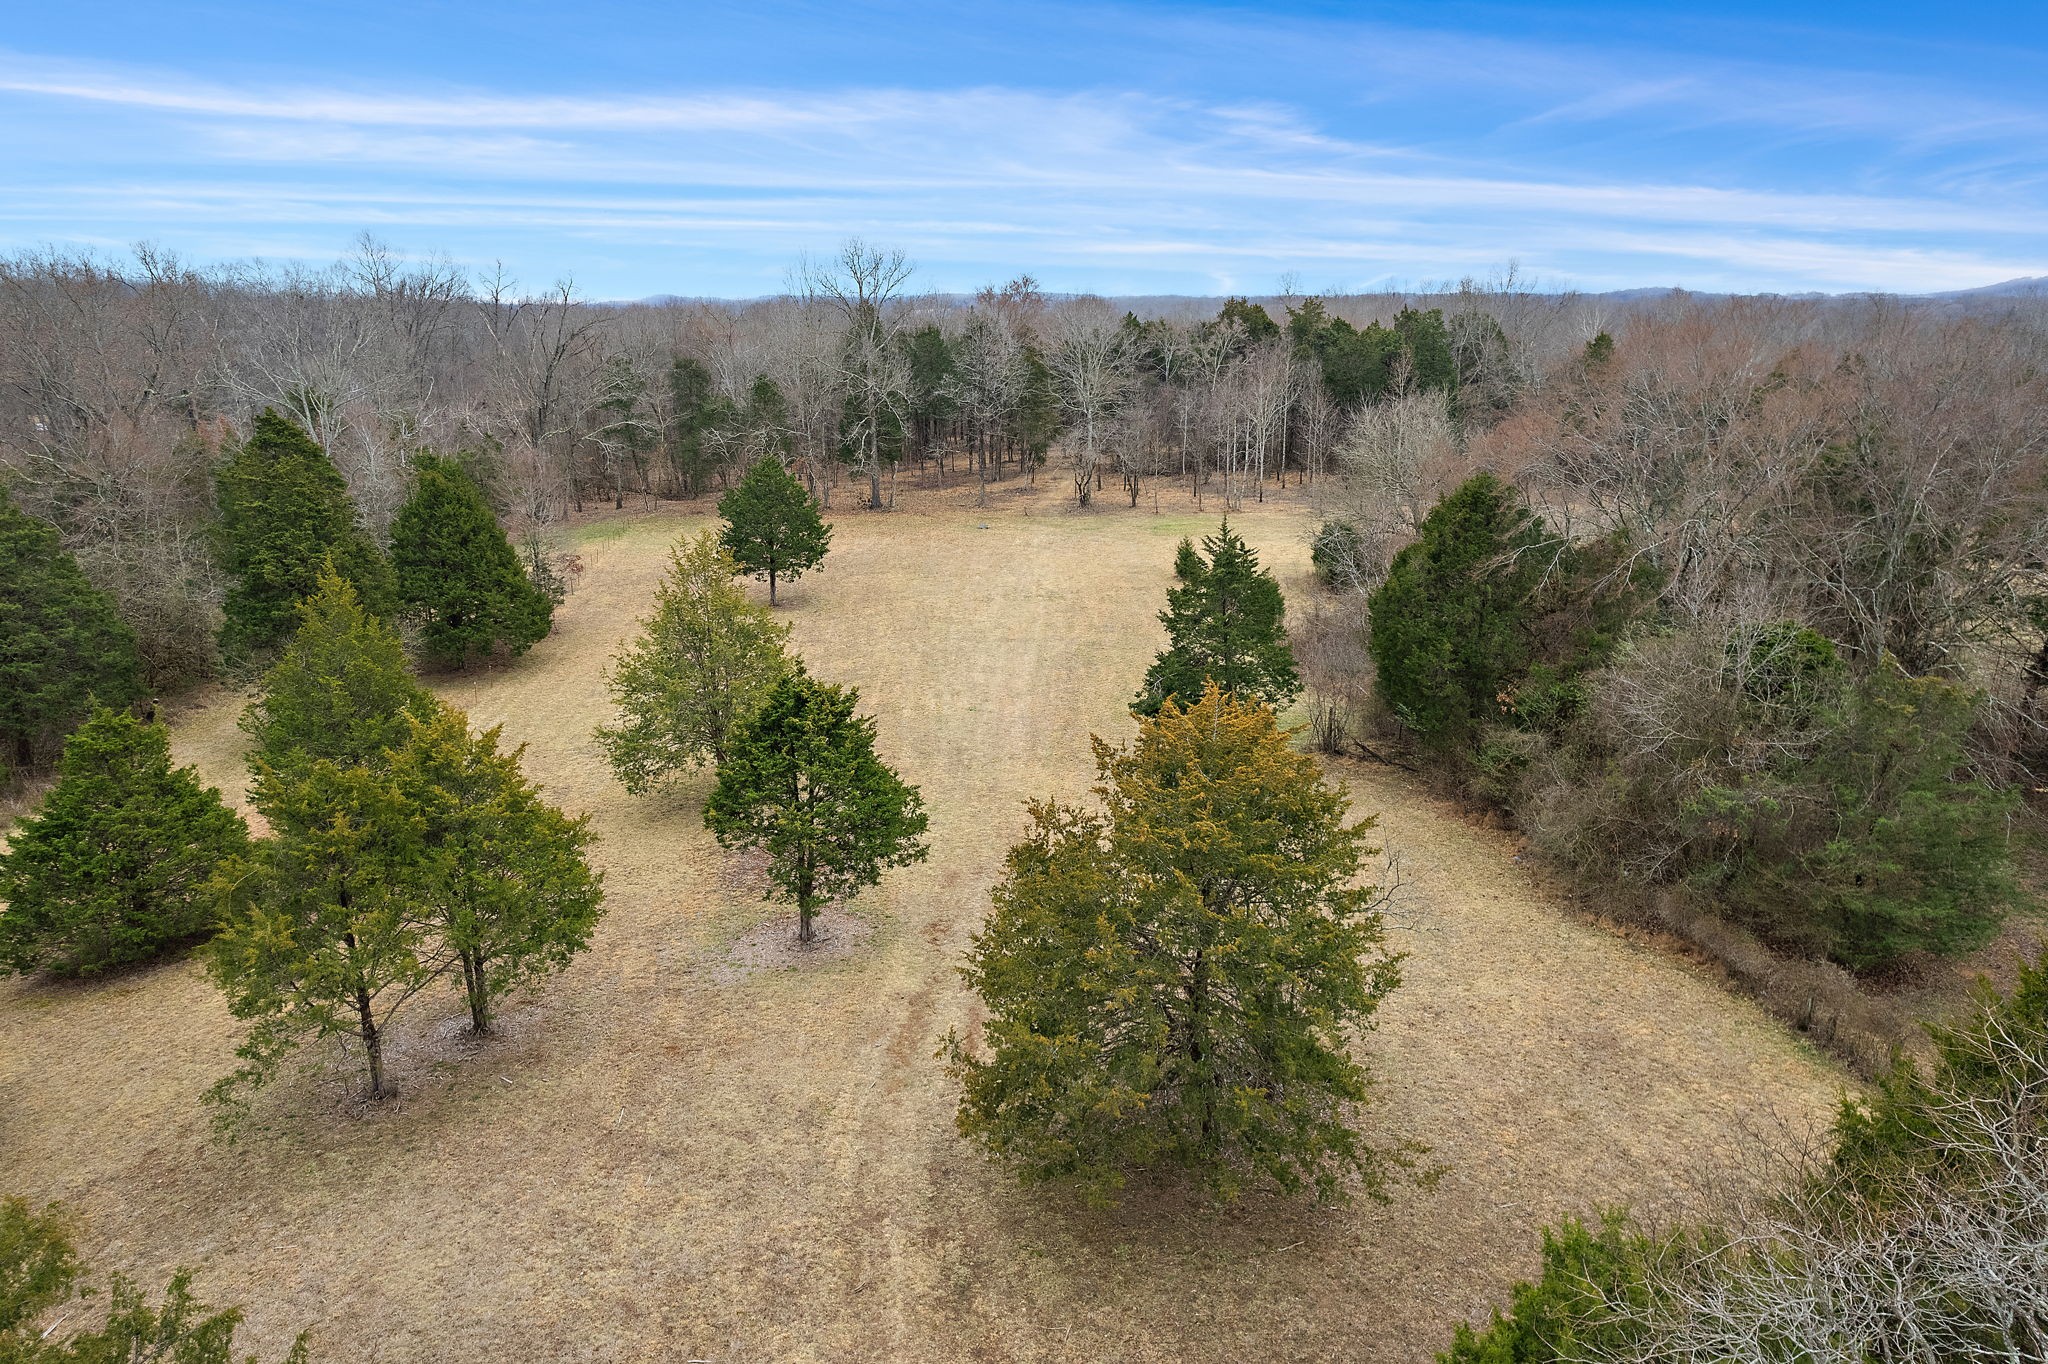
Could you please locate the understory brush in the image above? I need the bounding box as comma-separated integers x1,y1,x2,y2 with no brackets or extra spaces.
1442,950,2048,1363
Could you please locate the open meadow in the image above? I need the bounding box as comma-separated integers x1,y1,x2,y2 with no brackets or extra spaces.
0,483,1848,1363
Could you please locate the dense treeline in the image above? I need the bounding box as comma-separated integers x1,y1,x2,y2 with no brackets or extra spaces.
1303,298,2048,979
0,237,1588,703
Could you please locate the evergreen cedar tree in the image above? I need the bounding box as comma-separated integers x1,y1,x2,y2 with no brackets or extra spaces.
0,491,143,775
717,456,832,605
209,753,434,1104
1285,298,1459,408
1687,633,2017,971
950,684,1411,1204
213,409,393,659
241,563,438,777
704,666,928,944
389,453,553,669
596,530,793,792
1368,472,1554,747
1134,522,1301,717
0,708,248,978
211,570,602,1101
667,357,735,497
389,707,604,1034
0,1197,308,1364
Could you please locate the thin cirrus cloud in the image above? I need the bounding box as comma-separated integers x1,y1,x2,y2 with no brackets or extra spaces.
0,30,2043,298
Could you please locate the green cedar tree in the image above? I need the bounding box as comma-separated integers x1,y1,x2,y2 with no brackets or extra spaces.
1135,522,1301,715
703,667,928,944
390,706,604,1034
0,708,248,977
390,453,553,669
213,410,392,658
0,493,143,775
949,684,1409,1203
717,457,832,606
596,531,792,791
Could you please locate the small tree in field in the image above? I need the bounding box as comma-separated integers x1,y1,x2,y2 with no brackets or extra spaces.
596,531,793,791
242,562,437,776
1134,523,1300,716
949,683,1408,1204
0,708,248,978
0,491,143,776
208,756,437,1104
213,409,393,659
704,667,928,944
390,453,553,669
391,707,605,1034
213,569,444,1105
718,456,832,605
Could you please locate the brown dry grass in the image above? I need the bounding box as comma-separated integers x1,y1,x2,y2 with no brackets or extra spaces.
0,482,1847,1363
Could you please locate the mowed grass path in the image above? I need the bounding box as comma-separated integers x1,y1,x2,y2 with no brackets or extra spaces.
0,485,1846,1363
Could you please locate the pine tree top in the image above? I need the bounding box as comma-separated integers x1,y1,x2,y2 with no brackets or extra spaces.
1135,521,1300,716
243,561,437,781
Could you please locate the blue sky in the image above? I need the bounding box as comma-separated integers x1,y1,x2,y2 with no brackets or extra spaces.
5,1,2046,297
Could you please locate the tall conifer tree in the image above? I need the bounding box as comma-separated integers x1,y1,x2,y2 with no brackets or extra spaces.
1367,473,1551,746
704,667,927,943
596,530,793,791
390,454,553,669
241,562,438,776
1134,523,1300,715
950,685,1408,1203
391,707,604,1034
0,492,143,774
209,756,436,1103
213,409,392,658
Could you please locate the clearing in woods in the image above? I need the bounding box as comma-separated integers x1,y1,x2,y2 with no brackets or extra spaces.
0,484,1846,1363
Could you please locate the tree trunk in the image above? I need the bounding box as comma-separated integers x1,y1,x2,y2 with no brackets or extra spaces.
869,467,883,510
356,984,386,1098
768,565,779,606
1187,945,1213,1148
462,948,490,1034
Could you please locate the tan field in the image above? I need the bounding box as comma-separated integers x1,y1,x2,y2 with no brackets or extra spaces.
0,482,1848,1363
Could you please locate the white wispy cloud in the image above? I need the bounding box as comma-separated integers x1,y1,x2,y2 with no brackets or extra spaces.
0,38,2041,296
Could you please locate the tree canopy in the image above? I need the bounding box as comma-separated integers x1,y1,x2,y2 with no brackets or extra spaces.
209,752,437,1104
213,409,393,659
596,530,793,792
703,666,928,943
1135,522,1301,716
390,453,553,669
391,706,605,1034
1368,472,1554,746
717,456,832,605
951,683,1408,1203
241,562,438,778
0,491,143,776
0,707,248,978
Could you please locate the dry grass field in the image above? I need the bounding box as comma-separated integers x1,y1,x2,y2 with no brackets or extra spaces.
0,482,1848,1363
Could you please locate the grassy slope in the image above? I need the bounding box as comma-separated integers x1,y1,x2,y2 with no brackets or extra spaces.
0,482,1845,1363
